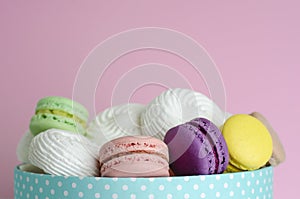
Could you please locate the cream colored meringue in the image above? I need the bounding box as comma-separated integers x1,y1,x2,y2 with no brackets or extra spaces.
16,131,34,163
28,129,100,176
87,103,145,147
141,88,230,139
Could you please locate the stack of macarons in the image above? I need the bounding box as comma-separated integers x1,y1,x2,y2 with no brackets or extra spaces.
17,88,286,178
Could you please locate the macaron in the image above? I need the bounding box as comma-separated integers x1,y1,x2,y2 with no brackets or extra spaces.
29,96,89,136
99,136,169,177
164,117,229,176
87,103,145,147
28,129,100,176
222,114,273,172
250,112,286,166
141,88,230,140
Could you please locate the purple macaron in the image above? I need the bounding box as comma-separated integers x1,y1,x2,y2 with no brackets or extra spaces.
164,117,229,176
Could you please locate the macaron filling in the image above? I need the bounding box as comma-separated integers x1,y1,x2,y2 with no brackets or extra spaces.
35,109,86,128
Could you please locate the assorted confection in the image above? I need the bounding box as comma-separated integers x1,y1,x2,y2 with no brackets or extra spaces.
17,88,285,177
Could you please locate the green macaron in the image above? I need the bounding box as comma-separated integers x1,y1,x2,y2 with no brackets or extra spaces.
29,96,89,136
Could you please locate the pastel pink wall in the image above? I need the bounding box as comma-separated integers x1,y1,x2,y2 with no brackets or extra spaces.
1,1,299,198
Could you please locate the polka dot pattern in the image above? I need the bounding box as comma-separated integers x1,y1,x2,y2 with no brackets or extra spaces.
14,166,273,199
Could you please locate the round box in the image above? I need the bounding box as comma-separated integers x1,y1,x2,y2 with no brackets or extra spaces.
14,164,273,199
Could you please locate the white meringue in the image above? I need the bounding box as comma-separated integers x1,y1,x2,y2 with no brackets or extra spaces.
87,103,145,147
141,88,230,139
16,131,34,163
28,129,100,176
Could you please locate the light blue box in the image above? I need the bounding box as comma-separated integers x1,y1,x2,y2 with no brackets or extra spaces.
14,164,273,199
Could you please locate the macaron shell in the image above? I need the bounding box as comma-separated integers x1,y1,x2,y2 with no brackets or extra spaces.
87,103,145,147
250,112,286,166
30,113,85,136
35,96,89,122
100,153,169,177
99,136,169,177
164,118,229,176
99,136,169,163
28,129,100,176
222,114,273,171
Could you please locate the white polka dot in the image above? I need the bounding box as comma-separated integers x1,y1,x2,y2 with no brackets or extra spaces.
45,180,49,185
95,193,101,198
177,185,182,191
130,178,136,182
251,189,255,194
45,197,49,199
57,181,62,187
241,190,245,195
229,191,234,196
122,185,128,191
256,196,259,199
241,173,245,179
167,194,173,199
256,180,260,185
20,191,23,196
159,185,165,191
167,177,172,182
22,184,26,189
148,194,154,199
130,194,136,199
224,183,228,188
236,182,241,187
209,183,214,190
34,195,38,199
247,181,251,186
88,183,93,189
26,177,30,182
64,191,68,196
200,176,206,181
112,193,118,199
64,176,69,179
141,185,147,191
251,172,255,178
260,171,263,176
20,176,23,180
79,176,84,180
35,178,38,184
184,193,190,199
229,174,234,179
216,192,221,198
17,183,20,187
26,193,30,198
78,192,84,198
112,177,118,182
184,176,190,182
215,175,220,180
200,193,206,198
30,186,33,191
260,187,263,192
50,189,55,195
149,178,155,182
39,188,43,193
72,182,77,188
193,184,199,190
105,184,110,190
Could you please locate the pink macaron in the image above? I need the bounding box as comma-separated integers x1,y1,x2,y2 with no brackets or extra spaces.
99,136,169,177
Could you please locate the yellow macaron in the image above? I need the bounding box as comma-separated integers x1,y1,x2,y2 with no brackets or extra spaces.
222,114,273,171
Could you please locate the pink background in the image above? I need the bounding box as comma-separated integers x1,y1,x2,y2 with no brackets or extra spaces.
1,1,299,198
